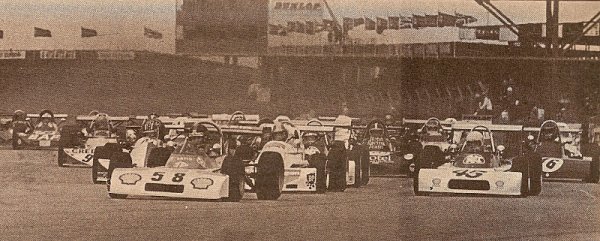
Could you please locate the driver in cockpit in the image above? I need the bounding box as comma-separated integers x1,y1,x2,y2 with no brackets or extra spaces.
463,131,485,153
35,111,59,132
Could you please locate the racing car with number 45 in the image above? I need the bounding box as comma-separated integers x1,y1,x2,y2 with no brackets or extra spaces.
414,124,542,197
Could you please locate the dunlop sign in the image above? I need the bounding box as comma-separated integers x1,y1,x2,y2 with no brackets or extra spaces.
0,51,26,59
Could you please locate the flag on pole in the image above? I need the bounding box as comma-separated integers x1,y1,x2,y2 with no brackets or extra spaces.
388,16,400,30
365,17,376,31
81,27,98,37
34,27,52,37
376,17,388,34
144,27,163,39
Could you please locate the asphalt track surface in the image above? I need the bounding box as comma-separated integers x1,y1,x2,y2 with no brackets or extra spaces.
1,150,599,241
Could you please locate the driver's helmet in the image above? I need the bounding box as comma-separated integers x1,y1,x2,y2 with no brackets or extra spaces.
369,123,384,137
424,119,440,132
142,113,162,137
272,122,288,142
464,131,484,153
148,112,159,120
40,110,54,123
13,110,26,121
302,132,319,146
93,113,110,131
540,122,559,141
190,124,208,140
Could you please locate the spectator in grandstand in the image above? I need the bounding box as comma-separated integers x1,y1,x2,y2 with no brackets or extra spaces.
501,87,517,113
474,92,493,116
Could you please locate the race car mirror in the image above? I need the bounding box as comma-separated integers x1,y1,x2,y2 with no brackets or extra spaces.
497,145,505,152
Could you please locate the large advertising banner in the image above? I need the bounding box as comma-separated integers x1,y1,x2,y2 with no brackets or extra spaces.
268,1,327,48
176,0,269,55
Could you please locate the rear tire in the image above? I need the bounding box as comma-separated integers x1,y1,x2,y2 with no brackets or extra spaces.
255,152,284,200
327,145,347,192
93,144,122,184
360,147,370,185
585,152,599,184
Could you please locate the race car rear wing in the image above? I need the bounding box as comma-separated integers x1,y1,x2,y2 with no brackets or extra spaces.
297,125,335,133
211,113,260,125
522,122,583,133
27,113,69,119
402,118,454,126
461,115,494,123
76,116,131,122
219,125,264,135
452,123,523,132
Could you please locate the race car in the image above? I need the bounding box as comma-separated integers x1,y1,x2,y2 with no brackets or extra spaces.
58,114,133,168
11,110,67,150
400,117,455,176
414,124,542,197
248,116,346,193
362,119,409,177
297,115,369,187
107,121,283,201
289,119,355,190
91,116,210,184
524,120,600,183
0,115,14,146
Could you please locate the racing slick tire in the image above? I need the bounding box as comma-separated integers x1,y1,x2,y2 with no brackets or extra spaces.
106,152,133,199
307,153,328,193
11,132,22,150
221,154,247,202
511,155,530,197
527,152,543,196
348,148,363,188
412,158,426,196
420,145,445,169
585,148,600,183
93,143,122,184
358,146,370,186
57,147,67,167
255,152,284,200
327,143,347,192
147,147,173,168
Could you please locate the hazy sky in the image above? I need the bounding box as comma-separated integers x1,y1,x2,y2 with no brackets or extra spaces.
0,0,598,52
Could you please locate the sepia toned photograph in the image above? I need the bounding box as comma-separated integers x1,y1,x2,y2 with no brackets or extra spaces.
1,0,599,240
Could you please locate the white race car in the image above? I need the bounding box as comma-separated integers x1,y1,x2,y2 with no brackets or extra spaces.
107,121,283,201
414,124,542,197
248,117,347,193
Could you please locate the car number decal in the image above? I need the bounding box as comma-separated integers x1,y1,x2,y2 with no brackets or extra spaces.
542,158,564,173
453,170,486,178
151,172,186,182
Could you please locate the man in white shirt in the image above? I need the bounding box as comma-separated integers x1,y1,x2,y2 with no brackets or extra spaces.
475,93,493,116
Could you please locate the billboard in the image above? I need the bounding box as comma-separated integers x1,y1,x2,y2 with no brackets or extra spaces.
176,0,269,55
268,1,327,48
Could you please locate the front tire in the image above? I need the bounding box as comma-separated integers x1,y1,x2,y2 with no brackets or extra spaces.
327,145,347,192
221,154,247,202
585,152,599,184
255,152,284,200
528,152,543,196
57,147,66,167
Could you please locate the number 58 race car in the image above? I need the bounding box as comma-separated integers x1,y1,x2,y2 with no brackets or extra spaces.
414,124,543,197
107,121,284,201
